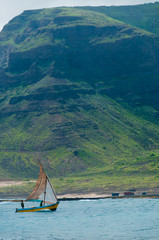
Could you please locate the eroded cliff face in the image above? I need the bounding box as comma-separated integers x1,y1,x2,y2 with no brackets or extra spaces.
0,11,159,92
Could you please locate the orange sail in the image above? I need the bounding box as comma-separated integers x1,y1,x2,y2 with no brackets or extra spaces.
26,161,57,205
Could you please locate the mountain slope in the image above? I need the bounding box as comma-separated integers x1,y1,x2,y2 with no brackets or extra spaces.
0,8,159,120
0,7,159,194
82,2,159,36
0,7,159,87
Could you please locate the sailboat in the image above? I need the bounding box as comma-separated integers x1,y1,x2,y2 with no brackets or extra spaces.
16,161,59,212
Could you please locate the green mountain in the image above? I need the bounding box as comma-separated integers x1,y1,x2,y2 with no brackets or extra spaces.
83,2,159,36
0,6,159,195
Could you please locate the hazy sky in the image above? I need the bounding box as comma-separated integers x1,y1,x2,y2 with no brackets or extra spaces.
0,0,158,30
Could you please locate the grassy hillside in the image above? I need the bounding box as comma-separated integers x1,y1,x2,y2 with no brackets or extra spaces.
82,2,159,36
1,77,159,177
0,7,159,195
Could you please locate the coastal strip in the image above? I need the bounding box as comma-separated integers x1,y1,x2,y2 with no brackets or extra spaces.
1,194,159,202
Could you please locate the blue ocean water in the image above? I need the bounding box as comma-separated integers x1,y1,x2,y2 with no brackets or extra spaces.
0,198,159,240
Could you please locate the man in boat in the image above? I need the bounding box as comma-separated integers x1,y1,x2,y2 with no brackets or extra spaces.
21,200,24,209
40,200,43,207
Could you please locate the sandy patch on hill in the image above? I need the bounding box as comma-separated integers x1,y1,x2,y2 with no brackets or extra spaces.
0,180,35,188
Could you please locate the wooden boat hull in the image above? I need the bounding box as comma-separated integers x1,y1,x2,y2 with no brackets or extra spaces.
16,202,59,213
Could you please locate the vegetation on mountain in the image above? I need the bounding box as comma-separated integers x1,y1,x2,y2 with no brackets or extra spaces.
0,5,159,195
83,2,159,36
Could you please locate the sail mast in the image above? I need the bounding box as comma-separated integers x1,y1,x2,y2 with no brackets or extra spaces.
43,178,47,206
39,160,58,203
39,161,57,204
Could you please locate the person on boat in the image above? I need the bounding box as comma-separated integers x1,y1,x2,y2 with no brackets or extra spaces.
40,200,43,207
21,200,24,209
